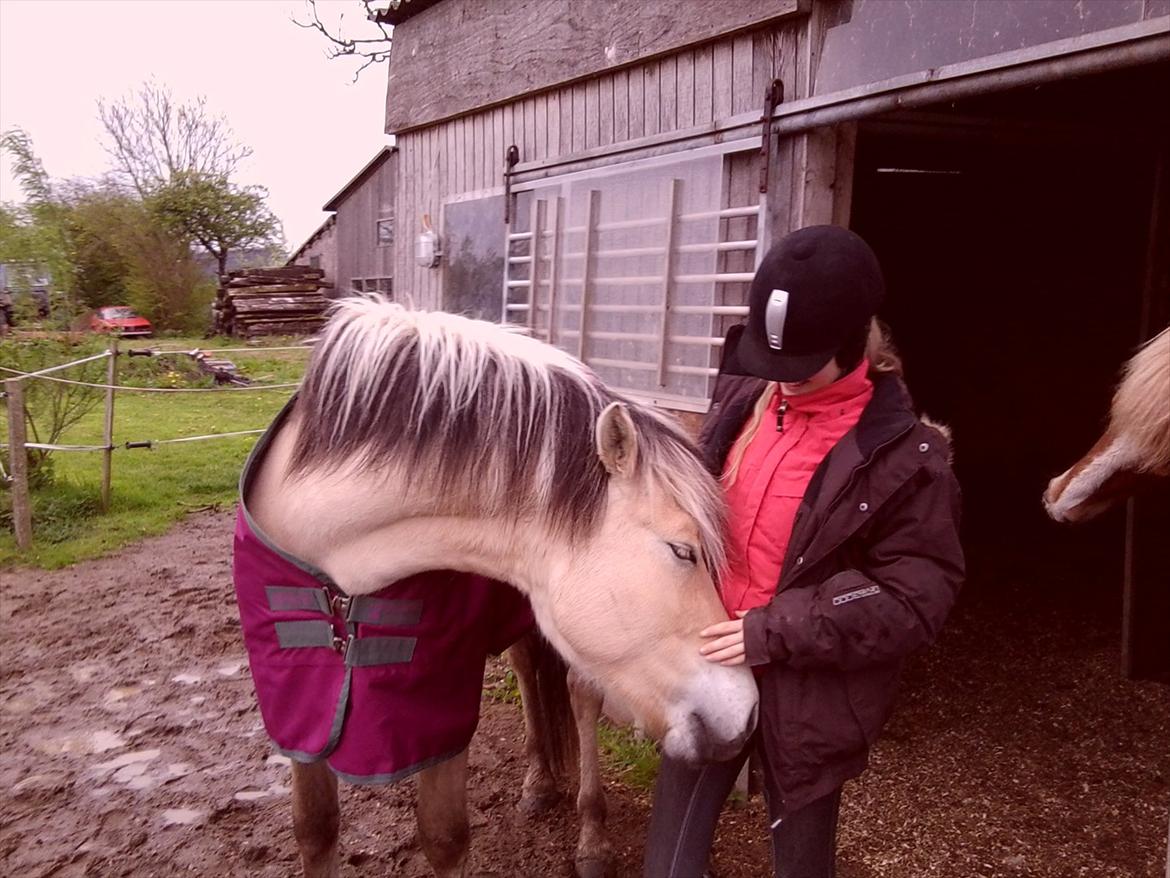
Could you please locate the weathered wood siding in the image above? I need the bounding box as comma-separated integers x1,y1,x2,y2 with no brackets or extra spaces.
335,151,397,297
393,16,849,311
385,0,805,133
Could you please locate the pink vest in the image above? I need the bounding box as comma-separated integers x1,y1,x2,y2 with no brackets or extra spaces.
721,361,873,616
233,412,534,784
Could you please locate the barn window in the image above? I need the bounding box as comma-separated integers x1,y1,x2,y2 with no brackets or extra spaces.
504,147,762,411
351,277,393,295
377,218,395,247
309,255,321,270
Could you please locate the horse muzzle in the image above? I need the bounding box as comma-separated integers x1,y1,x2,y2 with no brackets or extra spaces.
661,667,759,765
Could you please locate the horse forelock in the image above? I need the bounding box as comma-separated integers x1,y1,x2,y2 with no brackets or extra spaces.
1110,327,1170,474
289,297,725,572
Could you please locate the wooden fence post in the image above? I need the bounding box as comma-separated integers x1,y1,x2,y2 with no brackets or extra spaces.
100,341,117,512
5,377,32,549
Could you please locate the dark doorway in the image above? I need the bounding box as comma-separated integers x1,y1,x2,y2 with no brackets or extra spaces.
849,63,1169,647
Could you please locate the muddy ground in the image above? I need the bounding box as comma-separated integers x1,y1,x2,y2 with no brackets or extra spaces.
1,509,1166,877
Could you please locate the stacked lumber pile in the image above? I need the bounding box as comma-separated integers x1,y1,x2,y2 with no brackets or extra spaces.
219,266,332,337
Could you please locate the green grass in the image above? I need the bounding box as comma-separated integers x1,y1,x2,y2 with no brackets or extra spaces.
1,336,310,568
597,720,661,791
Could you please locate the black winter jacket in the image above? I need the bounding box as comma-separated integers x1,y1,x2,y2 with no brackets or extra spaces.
699,365,965,813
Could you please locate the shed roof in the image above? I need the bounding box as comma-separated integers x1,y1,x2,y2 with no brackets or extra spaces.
287,214,337,265
322,146,396,211
373,0,442,27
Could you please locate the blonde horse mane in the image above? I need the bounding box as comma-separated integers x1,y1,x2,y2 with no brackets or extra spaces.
289,296,727,575
1109,326,1170,474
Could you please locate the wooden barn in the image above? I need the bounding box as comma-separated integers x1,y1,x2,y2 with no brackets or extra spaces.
289,146,398,297
288,214,337,288
375,0,1170,686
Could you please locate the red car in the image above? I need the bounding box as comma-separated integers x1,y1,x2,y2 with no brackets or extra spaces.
90,306,153,337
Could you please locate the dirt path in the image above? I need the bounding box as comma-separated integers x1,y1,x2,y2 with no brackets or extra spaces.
1,511,1167,877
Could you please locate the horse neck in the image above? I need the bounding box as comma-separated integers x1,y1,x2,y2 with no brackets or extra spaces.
252,449,558,597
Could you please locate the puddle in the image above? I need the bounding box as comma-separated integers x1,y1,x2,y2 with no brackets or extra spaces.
172,673,202,685
216,661,244,677
161,808,206,826
164,762,193,781
93,748,161,774
265,754,291,768
70,664,101,683
234,790,269,802
2,695,37,714
103,687,142,705
34,729,127,755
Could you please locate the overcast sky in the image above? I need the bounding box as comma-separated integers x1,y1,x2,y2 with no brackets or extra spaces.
0,0,390,251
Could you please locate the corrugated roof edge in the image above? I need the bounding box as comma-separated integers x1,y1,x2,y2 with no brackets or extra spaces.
373,0,443,27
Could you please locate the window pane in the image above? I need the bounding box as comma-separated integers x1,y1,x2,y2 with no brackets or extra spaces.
816,0,1144,96
505,149,759,407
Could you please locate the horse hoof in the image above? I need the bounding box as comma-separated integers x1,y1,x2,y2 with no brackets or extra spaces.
517,789,561,815
574,856,615,878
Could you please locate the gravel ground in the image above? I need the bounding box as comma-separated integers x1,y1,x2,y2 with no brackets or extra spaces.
1,509,1166,877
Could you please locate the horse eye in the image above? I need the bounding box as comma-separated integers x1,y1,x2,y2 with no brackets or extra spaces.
670,543,697,564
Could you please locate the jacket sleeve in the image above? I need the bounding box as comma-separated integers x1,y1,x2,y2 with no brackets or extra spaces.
742,458,964,671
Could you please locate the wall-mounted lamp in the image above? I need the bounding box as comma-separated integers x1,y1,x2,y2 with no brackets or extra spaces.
415,213,442,268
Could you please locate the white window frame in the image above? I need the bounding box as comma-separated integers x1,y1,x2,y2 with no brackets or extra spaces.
351,277,393,295
503,138,765,412
376,217,395,247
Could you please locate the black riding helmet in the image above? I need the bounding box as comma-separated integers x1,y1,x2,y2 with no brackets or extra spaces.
721,225,885,382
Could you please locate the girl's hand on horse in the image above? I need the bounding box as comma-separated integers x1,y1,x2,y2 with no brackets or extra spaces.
699,611,749,666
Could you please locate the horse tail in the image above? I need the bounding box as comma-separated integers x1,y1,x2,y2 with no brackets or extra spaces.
526,633,579,781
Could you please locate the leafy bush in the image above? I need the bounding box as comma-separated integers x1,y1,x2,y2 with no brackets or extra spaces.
0,337,107,488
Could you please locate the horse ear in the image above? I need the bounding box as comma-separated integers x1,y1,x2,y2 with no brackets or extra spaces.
595,402,638,478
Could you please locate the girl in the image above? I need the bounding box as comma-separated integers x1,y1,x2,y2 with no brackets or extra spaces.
644,225,965,878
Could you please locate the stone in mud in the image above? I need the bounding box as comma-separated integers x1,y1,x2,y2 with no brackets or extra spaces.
12,773,70,800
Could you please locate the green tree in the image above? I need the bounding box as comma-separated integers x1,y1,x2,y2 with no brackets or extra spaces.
55,180,134,311
150,171,282,278
0,128,75,314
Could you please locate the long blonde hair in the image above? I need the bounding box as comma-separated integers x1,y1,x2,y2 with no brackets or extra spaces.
722,319,903,486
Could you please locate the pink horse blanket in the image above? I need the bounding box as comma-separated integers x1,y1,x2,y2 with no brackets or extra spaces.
232,508,534,784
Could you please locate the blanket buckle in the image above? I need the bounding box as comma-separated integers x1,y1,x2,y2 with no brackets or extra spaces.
329,592,351,619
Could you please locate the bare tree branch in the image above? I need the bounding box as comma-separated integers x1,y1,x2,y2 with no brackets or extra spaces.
97,81,252,197
292,0,393,83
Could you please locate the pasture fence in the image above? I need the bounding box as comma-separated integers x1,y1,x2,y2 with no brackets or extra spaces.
2,341,310,549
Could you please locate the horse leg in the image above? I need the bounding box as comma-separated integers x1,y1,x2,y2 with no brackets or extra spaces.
291,760,340,878
568,669,614,878
415,748,471,878
507,633,561,814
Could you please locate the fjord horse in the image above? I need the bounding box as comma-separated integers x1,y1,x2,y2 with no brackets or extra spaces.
1045,327,1170,522
242,298,759,877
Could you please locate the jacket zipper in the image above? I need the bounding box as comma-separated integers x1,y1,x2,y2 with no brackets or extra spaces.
776,399,789,432
781,420,919,591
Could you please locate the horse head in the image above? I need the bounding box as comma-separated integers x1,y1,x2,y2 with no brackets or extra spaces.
1045,328,1170,523
538,399,758,762
254,298,758,764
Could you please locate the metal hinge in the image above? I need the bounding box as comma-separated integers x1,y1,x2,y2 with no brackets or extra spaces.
503,144,520,223
759,79,784,194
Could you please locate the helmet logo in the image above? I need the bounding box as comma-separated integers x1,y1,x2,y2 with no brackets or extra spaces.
765,289,789,350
